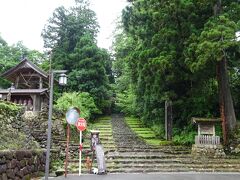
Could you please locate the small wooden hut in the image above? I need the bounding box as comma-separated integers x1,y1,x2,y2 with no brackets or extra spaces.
0,59,49,111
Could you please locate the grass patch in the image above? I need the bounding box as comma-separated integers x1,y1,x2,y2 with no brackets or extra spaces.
97,116,111,120
145,139,173,146
139,134,156,138
125,116,170,147
130,127,151,131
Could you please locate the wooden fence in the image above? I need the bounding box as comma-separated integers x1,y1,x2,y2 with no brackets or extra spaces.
195,135,220,145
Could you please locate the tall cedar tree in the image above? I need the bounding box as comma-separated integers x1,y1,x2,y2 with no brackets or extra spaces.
114,0,240,138
41,0,113,112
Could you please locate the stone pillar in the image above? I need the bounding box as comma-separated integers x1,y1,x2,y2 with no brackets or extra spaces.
32,94,41,111
165,100,173,141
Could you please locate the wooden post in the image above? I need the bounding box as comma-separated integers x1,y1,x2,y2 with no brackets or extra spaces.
65,124,70,177
165,100,173,141
39,76,43,89
15,76,19,89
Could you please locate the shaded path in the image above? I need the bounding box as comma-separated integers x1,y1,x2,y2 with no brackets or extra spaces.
111,114,150,149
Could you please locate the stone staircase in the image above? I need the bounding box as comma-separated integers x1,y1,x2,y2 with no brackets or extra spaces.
65,116,116,173
60,114,240,174
108,114,240,173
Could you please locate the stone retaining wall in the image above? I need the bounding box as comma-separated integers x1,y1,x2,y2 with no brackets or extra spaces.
0,150,45,180
191,144,226,158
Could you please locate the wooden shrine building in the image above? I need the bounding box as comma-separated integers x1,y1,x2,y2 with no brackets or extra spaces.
0,59,49,111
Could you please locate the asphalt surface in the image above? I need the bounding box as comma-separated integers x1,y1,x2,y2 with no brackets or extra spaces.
50,172,240,180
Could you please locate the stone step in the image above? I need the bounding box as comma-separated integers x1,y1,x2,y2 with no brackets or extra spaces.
107,158,240,165
116,149,190,154
69,159,240,167
94,128,112,130
106,153,192,159
93,124,112,127
99,134,113,137
63,146,116,152
115,146,191,151
66,164,240,173
99,137,114,140
106,167,240,173
116,147,191,151
106,163,240,168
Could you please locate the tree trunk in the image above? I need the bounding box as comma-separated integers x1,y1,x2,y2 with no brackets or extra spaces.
217,58,236,144
215,0,237,145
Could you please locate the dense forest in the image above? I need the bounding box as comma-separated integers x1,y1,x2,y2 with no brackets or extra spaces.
113,0,240,142
0,0,239,144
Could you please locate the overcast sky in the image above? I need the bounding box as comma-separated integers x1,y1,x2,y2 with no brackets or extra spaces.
0,0,128,52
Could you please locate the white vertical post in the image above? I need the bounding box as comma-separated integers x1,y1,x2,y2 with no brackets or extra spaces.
79,130,82,176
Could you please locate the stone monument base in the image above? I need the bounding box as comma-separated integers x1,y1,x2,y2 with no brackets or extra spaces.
191,144,226,158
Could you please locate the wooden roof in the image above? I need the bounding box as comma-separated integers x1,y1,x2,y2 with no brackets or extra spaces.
192,117,221,124
1,59,48,82
0,88,48,94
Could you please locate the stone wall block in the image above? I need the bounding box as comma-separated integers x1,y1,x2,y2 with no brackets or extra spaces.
7,159,17,169
27,165,32,172
22,166,29,175
14,167,19,174
20,159,26,168
27,157,33,166
6,168,15,179
0,164,7,174
16,169,24,178
25,151,32,158
39,164,45,171
16,160,21,169
16,151,26,161
40,154,46,163
1,173,7,180
5,152,14,160
31,165,35,173
0,156,6,165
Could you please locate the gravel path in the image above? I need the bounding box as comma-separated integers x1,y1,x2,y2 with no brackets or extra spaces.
111,114,150,149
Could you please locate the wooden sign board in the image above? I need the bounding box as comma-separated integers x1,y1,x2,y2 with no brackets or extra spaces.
199,124,214,135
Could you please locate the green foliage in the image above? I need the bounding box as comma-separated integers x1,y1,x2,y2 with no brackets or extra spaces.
173,126,196,145
0,100,20,114
42,1,113,112
186,15,239,72
114,0,240,139
115,87,136,115
0,101,39,150
55,92,100,120
151,123,165,139
0,36,47,88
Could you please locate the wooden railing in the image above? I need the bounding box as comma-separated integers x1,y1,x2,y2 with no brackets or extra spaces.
195,135,220,145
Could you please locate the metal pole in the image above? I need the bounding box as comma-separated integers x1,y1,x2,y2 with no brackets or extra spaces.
65,124,70,178
79,131,82,176
45,71,54,180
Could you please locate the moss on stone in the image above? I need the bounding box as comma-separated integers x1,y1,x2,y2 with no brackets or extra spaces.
0,101,40,150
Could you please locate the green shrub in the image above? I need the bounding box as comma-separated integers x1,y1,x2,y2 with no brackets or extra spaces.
0,100,20,115
151,123,165,139
173,126,196,145
55,92,101,121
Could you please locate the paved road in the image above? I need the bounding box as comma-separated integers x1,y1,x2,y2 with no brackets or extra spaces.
51,172,240,180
